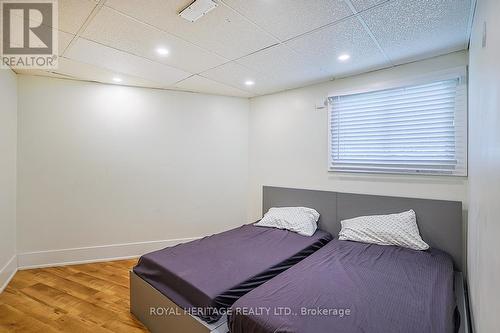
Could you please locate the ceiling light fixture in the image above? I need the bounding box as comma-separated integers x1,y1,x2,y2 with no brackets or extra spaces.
156,47,169,56
245,80,255,86
179,0,218,22
112,77,123,83
338,54,351,62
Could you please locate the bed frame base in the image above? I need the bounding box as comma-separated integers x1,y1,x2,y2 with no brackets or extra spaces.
455,272,471,333
130,271,228,333
131,270,470,333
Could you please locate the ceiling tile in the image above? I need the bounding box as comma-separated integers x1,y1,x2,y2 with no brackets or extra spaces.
361,0,472,64
8,0,95,34
284,16,390,79
220,0,352,41
59,0,97,34
5,10,74,55
236,44,328,91
201,60,320,96
174,75,253,97
52,57,164,88
2,17,71,56
104,0,278,60
65,38,191,86
82,6,227,73
200,62,269,94
58,31,75,55
349,0,388,12
6,0,96,34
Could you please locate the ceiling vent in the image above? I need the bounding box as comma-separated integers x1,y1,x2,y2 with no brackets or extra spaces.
179,0,218,22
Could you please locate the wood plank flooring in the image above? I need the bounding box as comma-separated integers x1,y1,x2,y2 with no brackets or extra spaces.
0,259,149,332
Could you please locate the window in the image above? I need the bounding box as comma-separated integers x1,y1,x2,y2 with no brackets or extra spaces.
328,75,467,176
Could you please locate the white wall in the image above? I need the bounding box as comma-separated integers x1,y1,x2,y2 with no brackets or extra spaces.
11,50,474,275
248,51,469,221
17,76,249,267
467,0,500,331
0,69,17,290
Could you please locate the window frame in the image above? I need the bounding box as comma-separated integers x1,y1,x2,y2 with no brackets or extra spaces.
327,67,468,177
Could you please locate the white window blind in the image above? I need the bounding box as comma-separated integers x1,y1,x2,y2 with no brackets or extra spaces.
328,77,467,176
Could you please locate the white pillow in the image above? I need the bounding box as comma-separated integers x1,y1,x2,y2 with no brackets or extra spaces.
338,209,429,250
255,207,320,236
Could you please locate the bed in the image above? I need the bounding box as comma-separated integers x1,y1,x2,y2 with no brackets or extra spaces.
130,186,470,333
229,239,456,333
130,223,332,332
229,187,470,333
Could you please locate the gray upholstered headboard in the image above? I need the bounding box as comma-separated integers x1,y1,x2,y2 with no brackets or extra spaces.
262,186,464,272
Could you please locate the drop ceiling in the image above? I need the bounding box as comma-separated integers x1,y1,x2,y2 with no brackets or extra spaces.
12,0,475,97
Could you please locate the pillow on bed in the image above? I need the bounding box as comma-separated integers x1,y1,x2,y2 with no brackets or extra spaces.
338,209,429,250
255,207,320,236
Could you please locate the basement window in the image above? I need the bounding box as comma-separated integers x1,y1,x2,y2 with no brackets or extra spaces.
328,72,467,176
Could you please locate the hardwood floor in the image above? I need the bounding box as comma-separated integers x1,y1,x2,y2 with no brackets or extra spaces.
0,259,149,332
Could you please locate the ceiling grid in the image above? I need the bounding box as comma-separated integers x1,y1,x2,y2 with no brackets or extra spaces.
12,0,473,97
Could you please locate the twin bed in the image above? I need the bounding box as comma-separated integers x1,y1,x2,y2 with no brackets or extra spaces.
130,186,470,333
230,239,455,333
133,224,332,324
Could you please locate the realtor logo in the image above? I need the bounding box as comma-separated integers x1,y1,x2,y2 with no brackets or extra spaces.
1,0,58,69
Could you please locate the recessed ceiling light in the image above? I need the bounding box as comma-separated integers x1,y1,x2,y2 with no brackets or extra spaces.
245,80,255,86
112,77,123,83
338,54,351,62
156,47,169,56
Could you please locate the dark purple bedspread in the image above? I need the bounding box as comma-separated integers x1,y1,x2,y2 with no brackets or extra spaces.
133,224,332,323
230,239,455,333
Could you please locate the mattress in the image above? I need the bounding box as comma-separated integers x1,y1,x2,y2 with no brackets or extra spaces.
229,239,456,333
133,224,332,323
